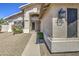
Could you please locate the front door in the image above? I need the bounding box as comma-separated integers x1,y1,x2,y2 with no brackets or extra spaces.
32,22,35,30
67,8,77,38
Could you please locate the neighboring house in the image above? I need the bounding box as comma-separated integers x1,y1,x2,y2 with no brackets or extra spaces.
4,3,79,53
0,20,9,32
1,25,9,32
4,11,24,32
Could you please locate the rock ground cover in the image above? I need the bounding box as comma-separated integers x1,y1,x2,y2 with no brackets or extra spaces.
0,33,31,56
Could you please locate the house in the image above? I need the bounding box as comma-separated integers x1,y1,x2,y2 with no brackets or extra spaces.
4,3,41,33
0,20,9,32
39,3,79,53
3,11,24,32
4,3,79,53
19,3,41,33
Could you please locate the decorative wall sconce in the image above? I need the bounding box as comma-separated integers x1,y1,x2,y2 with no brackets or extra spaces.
56,8,66,26
56,18,64,26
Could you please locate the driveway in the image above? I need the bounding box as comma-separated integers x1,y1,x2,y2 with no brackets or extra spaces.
0,33,31,56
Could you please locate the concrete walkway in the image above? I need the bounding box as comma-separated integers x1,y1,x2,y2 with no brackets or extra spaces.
22,32,40,56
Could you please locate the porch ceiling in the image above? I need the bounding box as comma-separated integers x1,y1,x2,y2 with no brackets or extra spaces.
29,12,39,17
39,3,50,19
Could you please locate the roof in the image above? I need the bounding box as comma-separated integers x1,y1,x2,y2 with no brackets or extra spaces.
19,3,31,9
19,3,41,10
4,3,41,20
3,11,23,20
4,3,38,20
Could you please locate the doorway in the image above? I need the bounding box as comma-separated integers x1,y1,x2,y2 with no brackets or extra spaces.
32,22,35,30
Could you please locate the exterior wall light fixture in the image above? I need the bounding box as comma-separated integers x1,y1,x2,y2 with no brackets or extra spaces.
56,8,66,26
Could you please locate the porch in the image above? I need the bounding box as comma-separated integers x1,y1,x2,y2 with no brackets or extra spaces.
29,12,40,32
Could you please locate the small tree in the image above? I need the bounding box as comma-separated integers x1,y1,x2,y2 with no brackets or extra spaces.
0,18,8,25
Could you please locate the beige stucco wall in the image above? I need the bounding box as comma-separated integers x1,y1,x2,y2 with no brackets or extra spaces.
51,4,79,52
51,4,79,38
41,4,79,38
41,4,79,53
40,5,53,50
40,6,52,37
51,4,79,39
50,4,79,52
52,8,67,38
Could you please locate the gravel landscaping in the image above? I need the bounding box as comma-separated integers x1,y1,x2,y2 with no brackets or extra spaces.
0,33,31,56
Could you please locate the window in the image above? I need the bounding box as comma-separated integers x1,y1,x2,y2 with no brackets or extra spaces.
67,8,77,38
32,22,35,30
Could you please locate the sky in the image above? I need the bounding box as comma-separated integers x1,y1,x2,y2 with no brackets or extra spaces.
0,3,27,19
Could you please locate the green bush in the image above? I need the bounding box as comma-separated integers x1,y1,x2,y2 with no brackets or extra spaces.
37,32,44,39
12,26,23,34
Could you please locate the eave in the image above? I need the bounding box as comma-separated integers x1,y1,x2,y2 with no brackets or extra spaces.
4,11,23,20
19,3,41,10
39,3,51,19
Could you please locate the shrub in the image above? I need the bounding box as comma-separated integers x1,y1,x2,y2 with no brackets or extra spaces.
37,32,44,39
12,26,23,34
